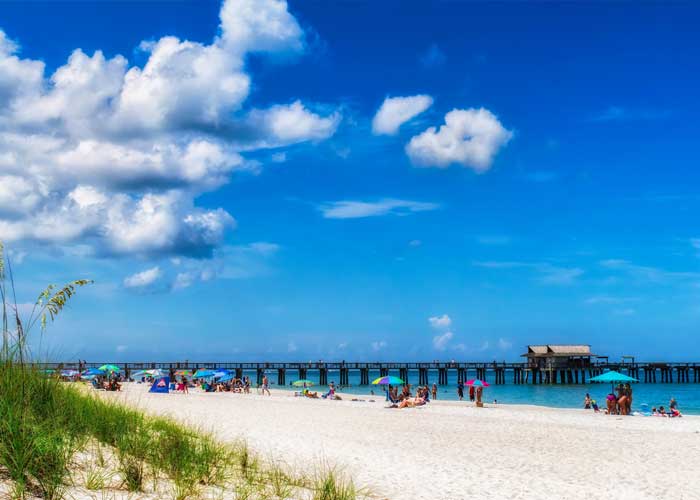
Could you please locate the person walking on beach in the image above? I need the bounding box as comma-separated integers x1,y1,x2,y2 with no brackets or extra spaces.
262,375,271,396
182,376,189,394
457,382,464,401
469,384,475,402
431,383,437,400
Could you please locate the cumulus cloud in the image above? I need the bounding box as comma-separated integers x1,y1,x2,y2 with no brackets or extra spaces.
428,314,451,329
432,330,453,351
406,108,512,171
124,266,162,288
319,198,439,219
0,0,338,258
372,95,433,135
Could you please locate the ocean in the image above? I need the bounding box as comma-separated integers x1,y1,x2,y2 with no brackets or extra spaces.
237,368,700,415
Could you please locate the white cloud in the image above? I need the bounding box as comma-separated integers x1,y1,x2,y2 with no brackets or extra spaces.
406,108,512,171
319,198,439,219
497,338,512,350
371,340,387,351
124,266,162,288
246,100,340,146
432,331,453,351
116,345,128,353
428,314,451,329
270,151,287,163
0,0,338,258
372,94,433,135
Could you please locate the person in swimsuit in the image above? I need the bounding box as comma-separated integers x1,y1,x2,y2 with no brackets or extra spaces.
584,393,591,409
457,383,464,401
431,383,438,400
262,375,271,396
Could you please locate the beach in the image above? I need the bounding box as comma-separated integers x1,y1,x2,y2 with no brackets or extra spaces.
103,384,700,500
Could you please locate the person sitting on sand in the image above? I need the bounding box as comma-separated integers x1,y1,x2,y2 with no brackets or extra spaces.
658,406,667,416
304,390,319,398
591,399,600,412
606,392,617,415
324,381,336,399
584,393,592,409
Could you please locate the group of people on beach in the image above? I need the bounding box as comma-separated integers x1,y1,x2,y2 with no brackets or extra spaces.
385,383,432,408
584,388,682,417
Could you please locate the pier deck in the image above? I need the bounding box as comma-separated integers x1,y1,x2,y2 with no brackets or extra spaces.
35,361,700,385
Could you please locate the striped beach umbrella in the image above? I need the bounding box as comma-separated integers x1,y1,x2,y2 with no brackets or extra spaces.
371,375,405,386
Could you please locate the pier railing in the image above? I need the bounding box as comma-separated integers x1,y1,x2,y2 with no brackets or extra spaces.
33,360,700,385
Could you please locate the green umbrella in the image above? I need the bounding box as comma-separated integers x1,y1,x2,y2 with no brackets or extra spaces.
292,379,314,387
98,364,121,373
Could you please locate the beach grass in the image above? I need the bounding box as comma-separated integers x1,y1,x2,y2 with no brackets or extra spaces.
0,360,368,499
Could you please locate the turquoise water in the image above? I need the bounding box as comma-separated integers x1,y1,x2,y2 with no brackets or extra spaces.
242,369,700,415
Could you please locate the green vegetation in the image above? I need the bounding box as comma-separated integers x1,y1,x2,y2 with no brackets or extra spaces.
0,241,368,499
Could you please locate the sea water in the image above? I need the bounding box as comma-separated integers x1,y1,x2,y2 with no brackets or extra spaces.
241,369,700,415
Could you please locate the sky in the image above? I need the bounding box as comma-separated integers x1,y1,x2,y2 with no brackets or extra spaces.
1,0,699,362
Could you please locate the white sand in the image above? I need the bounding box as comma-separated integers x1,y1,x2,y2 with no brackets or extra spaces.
104,384,700,500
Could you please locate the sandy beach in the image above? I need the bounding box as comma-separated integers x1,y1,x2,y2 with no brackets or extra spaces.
102,384,700,500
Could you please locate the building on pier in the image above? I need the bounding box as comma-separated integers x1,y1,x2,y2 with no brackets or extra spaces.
523,344,593,370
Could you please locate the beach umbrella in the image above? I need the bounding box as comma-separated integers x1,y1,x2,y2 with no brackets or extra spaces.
174,369,193,377
217,374,234,383
194,369,217,378
82,368,104,376
213,370,230,379
465,379,490,387
292,379,315,387
589,370,638,392
61,369,79,377
98,364,121,373
371,375,405,386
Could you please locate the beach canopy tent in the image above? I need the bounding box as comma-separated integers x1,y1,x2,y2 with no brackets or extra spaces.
149,376,170,393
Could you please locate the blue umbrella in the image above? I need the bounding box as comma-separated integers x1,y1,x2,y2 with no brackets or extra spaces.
194,369,217,378
217,374,234,383
82,368,104,376
589,370,638,383
589,370,638,391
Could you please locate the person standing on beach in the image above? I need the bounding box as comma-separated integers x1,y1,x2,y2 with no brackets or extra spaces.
469,385,475,402
262,375,271,396
457,382,464,401
431,383,437,400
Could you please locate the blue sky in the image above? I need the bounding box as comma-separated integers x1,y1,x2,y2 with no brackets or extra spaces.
1,0,699,362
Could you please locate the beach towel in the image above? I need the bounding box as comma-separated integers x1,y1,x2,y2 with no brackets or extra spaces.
149,376,170,393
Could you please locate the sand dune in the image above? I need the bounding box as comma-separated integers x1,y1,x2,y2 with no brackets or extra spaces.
105,384,700,500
